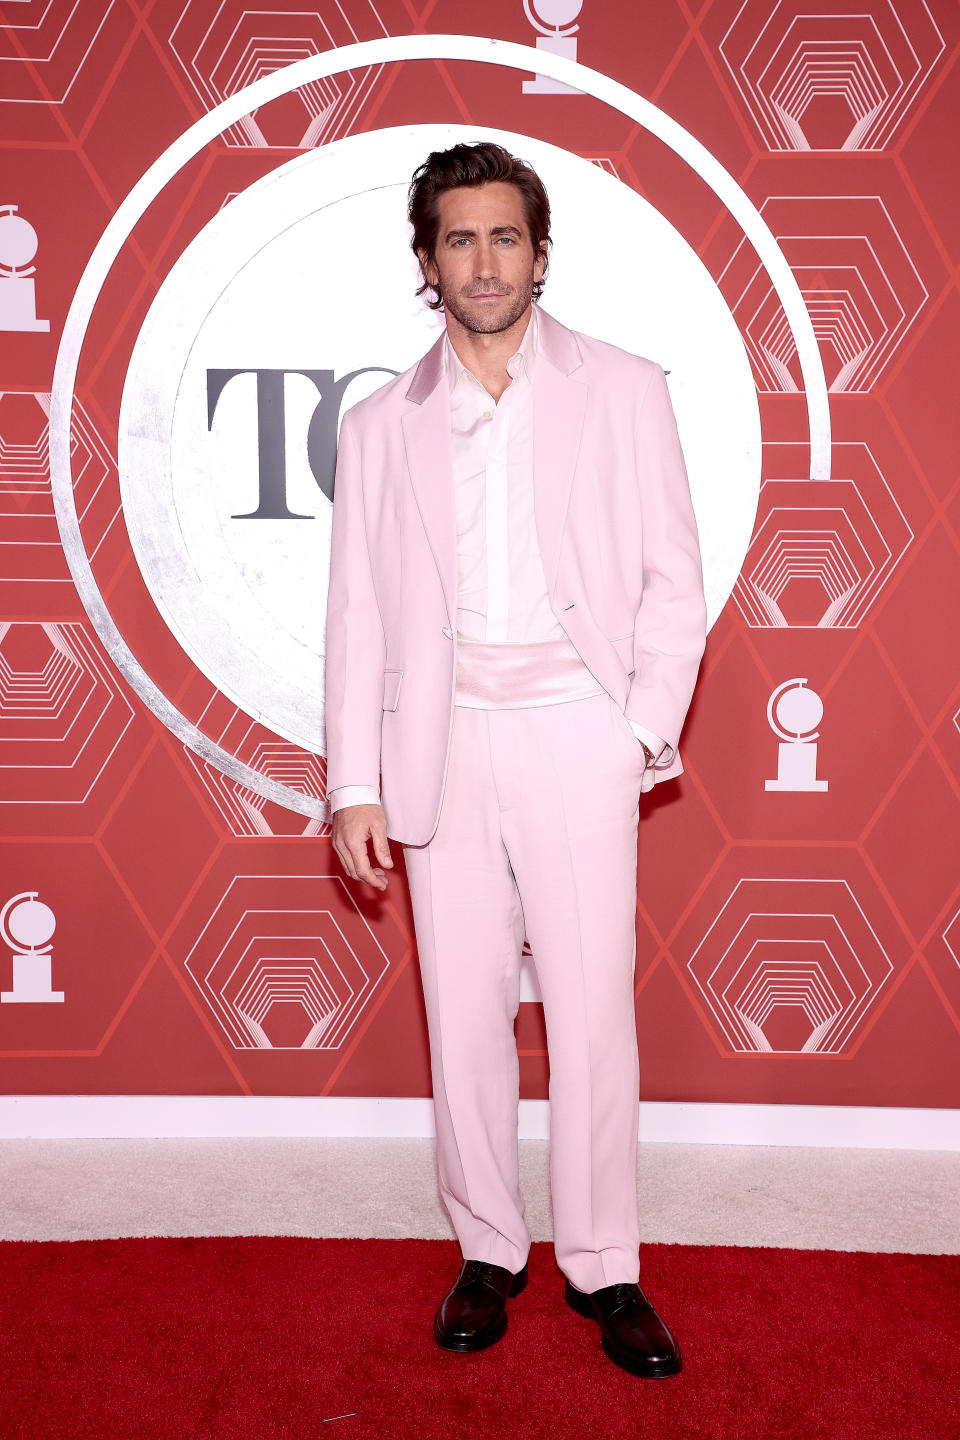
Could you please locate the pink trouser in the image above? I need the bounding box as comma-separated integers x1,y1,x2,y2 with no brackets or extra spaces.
401,685,646,1294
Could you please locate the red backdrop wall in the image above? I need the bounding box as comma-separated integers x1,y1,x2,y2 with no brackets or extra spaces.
2,0,959,1110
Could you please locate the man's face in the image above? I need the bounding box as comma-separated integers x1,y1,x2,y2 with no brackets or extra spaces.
419,181,546,335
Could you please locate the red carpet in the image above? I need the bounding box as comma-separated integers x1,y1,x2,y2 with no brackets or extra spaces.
1,1236,956,1439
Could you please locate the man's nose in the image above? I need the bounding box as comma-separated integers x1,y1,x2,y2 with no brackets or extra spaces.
474,240,499,274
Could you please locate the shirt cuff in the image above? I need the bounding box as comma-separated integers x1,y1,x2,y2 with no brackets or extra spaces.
626,722,671,765
328,784,381,813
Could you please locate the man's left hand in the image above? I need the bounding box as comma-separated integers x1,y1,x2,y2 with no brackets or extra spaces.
639,740,656,793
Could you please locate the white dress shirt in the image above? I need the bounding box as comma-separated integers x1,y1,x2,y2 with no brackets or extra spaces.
328,306,666,813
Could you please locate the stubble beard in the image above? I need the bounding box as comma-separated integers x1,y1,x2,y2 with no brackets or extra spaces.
440,271,536,335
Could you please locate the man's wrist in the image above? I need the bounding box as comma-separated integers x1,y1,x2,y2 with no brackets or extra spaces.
627,720,670,766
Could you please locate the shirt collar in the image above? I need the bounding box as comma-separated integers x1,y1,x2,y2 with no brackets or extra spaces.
444,303,540,395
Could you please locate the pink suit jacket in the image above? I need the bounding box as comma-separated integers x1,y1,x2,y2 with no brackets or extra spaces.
323,304,708,847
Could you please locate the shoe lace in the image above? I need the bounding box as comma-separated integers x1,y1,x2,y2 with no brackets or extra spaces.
462,1260,501,1289
607,1282,653,1316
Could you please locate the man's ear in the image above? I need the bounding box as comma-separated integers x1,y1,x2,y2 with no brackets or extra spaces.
417,247,438,289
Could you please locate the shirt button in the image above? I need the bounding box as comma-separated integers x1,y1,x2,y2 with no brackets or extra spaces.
482,410,493,421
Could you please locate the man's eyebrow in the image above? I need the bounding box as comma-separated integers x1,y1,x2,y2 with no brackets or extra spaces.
442,223,524,242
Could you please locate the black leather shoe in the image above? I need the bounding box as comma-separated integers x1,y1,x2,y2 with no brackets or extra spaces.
434,1258,529,1352
565,1278,682,1378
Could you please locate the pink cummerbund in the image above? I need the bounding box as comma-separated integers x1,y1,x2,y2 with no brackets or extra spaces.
454,635,607,709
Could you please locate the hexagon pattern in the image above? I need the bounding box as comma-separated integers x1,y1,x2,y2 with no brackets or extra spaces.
0,1,121,107
182,874,390,1049
717,0,946,151
733,471,913,627
182,694,329,838
1,0,958,1103
0,621,135,805
686,878,894,1054
167,1,390,147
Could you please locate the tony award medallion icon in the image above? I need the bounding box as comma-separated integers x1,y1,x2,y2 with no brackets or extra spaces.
522,0,584,95
0,205,50,333
765,678,829,793
0,892,64,1004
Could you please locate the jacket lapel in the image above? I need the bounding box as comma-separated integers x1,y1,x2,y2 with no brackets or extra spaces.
400,333,459,625
531,309,588,597
400,306,587,627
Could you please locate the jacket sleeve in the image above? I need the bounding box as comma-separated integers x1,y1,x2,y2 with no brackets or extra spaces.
625,363,707,766
323,407,387,796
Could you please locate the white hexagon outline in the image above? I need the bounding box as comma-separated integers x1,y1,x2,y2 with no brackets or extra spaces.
181,873,392,1049
50,34,830,819
688,878,894,1055
718,0,946,152
0,620,136,804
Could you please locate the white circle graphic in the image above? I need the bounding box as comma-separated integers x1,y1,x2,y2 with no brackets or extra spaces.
51,36,829,817
118,123,759,754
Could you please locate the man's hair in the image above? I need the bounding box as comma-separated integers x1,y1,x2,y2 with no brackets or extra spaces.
407,141,552,311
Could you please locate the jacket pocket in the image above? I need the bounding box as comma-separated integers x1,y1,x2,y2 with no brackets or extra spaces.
382,668,403,711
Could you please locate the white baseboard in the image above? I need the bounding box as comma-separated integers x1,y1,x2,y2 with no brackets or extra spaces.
0,1096,958,1149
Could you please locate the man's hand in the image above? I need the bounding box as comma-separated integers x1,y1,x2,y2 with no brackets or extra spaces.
331,803,394,892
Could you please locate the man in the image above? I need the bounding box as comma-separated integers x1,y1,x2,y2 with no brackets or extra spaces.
324,142,707,1380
